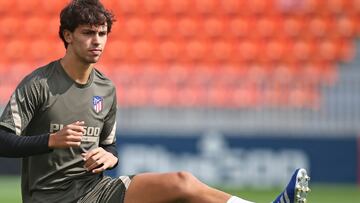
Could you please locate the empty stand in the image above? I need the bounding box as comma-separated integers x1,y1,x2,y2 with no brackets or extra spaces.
158,40,182,64
194,0,219,16
143,0,166,16
209,40,234,64
0,0,14,14
117,0,140,16
177,18,199,39
281,16,305,39
203,17,226,39
151,18,174,39
0,0,358,109
168,0,192,16
22,17,47,39
220,0,243,16
0,17,21,39
15,0,41,16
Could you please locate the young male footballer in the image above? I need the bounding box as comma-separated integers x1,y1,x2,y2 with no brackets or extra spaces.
0,0,310,202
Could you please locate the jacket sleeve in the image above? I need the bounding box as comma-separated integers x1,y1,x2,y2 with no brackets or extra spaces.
99,87,118,169
0,127,52,158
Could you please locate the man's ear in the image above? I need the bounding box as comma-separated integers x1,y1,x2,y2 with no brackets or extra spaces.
63,30,73,45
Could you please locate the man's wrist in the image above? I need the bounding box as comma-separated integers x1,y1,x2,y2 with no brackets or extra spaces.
48,133,55,148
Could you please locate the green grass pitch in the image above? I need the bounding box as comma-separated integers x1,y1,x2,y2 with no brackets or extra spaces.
0,176,359,203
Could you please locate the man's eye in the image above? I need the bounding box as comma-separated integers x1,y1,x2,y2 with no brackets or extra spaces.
99,32,107,36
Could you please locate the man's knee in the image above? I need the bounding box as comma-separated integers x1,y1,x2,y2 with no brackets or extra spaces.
171,171,199,197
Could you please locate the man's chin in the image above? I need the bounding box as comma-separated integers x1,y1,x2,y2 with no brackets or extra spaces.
85,57,100,64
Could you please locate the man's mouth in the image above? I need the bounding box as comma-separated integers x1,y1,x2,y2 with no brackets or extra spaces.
89,49,102,55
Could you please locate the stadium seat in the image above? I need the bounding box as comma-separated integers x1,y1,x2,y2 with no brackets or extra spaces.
124,84,150,107
100,0,118,11
118,0,140,16
115,85,126,106
220,0,243,16
271,63,297,86
151,18,174,39
0,85,15,105
28,39,53,64
105,40,131,64
4,39,26,63
109,65,138,88
288,85,308,109
143,0,166,16
188,66,216,87
262,84,288,108
124,17,147,39
169,0,192,16
319,62,338,86
15,0,41,16
247,63,270,85
132,40,155,63
263,39,289,63
40,0,67,17
213,65,247,87
183,40,208,63
302,0,323,15
47,17,61,39
236,40,260,63
351,0,360,15
5,63,32,82
203,18,226,39
288,84,320,109
165,65,191,86
300,62,324,86
307,17,332,39
255,17,279,39
150,84,176,107
325,0,348,15
23,17,47,39
177,18,199,39
281,16,305,39
0,17,21,39
0,0,15,15
337,39,356,62
175,85,206,107
209,40,234,64
194,0,218,16
316,39,338,62
158,40,182,64
207,85,232,107
247,0,274,16
136,65,165,86
290,40,315,62
231,83,259,108
335,16,357,39
229,17,252,39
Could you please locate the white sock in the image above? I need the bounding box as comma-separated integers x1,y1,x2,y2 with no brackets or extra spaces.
226,196,255,203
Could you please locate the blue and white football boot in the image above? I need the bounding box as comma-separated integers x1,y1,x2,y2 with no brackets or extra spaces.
272,168,311,203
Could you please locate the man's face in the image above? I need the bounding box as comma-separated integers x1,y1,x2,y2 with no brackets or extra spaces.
65,24,108,64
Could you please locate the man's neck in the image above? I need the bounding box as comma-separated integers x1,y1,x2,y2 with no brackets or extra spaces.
60,54,93,85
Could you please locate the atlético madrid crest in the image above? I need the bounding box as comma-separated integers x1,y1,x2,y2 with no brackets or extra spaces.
93,96,103,113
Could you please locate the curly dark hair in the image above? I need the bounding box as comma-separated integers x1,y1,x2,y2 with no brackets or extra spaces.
59,0,116,48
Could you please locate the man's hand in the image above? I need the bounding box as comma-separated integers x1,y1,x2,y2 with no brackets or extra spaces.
48,121,85,148
82,147,118,173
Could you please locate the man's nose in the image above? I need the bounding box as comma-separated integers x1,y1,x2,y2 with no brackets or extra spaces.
92,34,101,45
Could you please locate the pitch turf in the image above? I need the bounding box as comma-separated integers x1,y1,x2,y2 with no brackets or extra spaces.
0,176,359,203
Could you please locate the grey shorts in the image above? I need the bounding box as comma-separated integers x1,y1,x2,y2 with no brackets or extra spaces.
78,175,134,203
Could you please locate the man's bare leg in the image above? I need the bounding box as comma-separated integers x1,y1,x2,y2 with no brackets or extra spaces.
123,168,311,203
123,171,244,203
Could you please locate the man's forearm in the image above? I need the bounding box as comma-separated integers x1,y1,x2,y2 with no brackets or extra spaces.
0,128,52,158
